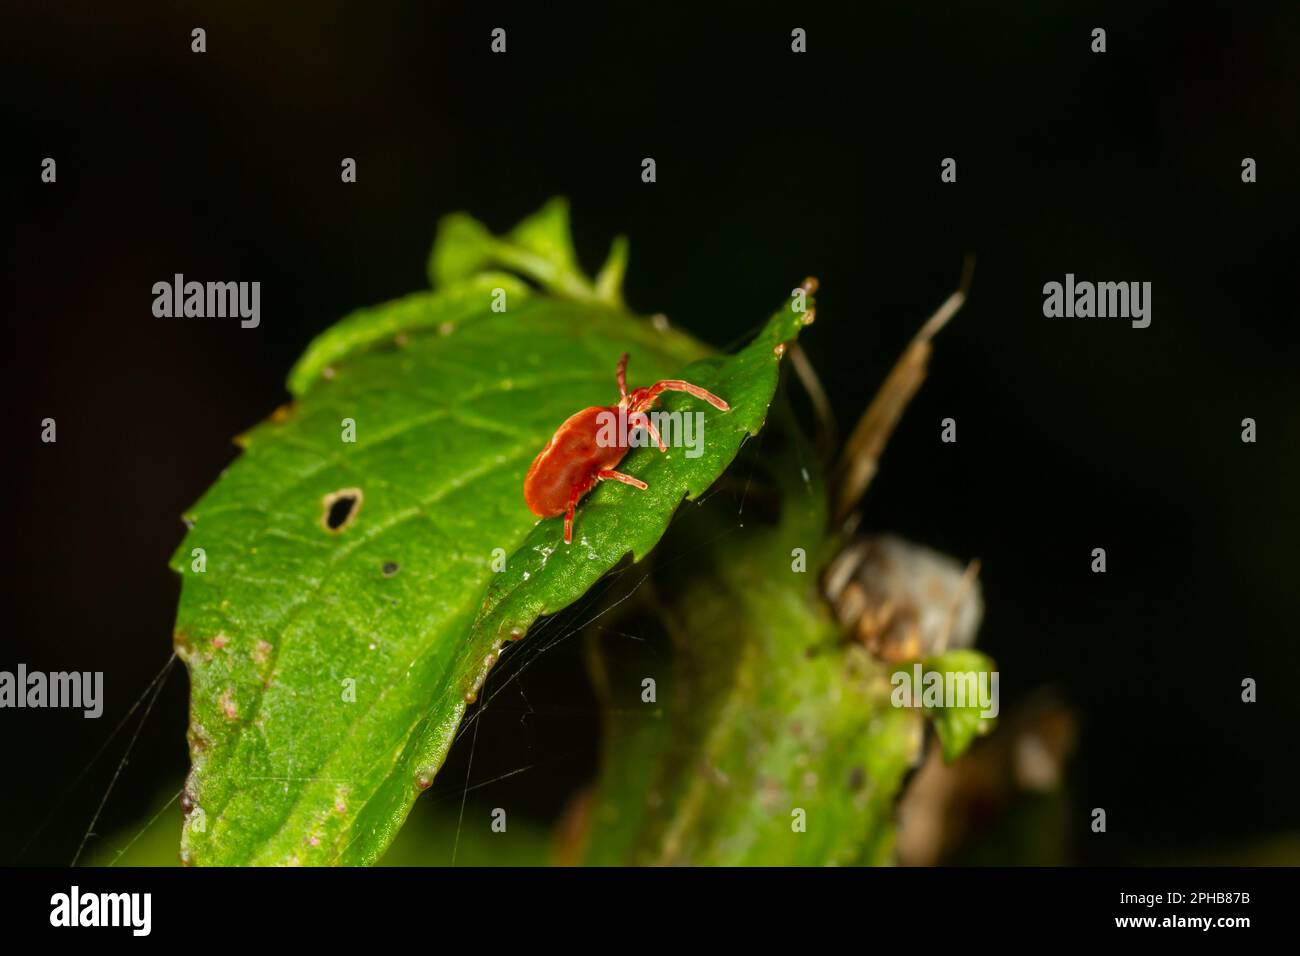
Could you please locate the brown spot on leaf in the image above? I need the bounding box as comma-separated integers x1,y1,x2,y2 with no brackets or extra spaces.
188,722,212,753
219,689,238,720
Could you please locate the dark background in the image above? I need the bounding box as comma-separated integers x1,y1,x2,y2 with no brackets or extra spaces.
4,1,1298,865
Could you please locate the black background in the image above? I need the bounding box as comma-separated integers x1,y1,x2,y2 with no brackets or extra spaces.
4,1,1298,866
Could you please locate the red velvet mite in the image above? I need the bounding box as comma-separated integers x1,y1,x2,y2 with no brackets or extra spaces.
524,353,729,544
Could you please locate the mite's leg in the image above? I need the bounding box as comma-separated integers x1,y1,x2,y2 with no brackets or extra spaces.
564,488,580,544
639,379,729,411
597,469,648,490
616,352,630,401
630,410,667,451
644,417,666,452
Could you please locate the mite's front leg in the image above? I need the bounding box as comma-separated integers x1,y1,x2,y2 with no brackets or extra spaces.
630,411,667,452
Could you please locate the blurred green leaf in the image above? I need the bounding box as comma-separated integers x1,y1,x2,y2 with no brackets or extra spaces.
577,403,922,865
428,197,614,303
918,649,999,761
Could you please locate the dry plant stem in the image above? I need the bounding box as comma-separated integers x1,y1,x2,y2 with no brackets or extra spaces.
788,342,839,464
831,256,975,524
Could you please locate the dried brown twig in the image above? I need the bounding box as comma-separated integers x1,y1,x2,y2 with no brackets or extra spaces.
830,255,975,524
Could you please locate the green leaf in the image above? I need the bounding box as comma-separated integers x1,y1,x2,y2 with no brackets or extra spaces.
594,234,629,307
170,203,813,865
917,649,999,761
425,213,497,287
427,198,612,304
286,272,532,397
505,197,581,277
84,783,552,867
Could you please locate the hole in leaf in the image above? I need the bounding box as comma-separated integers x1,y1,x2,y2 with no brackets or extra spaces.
382,561,399,577
321,487,363,533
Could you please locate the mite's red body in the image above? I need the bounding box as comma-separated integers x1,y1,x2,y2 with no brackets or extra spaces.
524,353,729,544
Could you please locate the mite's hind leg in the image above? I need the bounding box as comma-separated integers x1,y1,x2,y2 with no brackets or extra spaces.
597,469,648,490
564,488,580,544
